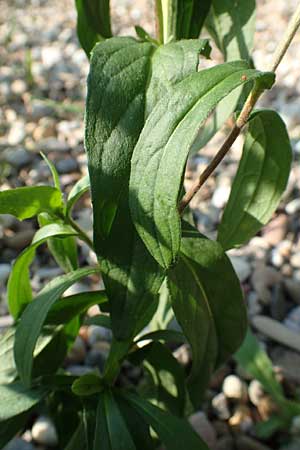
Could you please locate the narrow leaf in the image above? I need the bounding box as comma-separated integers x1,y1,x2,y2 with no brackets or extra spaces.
39,213,78,272
75,0,111,57
234,329,285,403
177,0,212,39
8,223,78,319
136,330,184,344
218,110,292,250
122,392,209,450
0,186,63,220
94,390,136,450
130,62,274,268
14,267,98,386
168,223,247,407
66,174,90,216
47,290,107,324
41,152,61,191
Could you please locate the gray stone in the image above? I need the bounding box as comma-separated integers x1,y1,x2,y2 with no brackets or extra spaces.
3,438,35,450
229,255,251,283
252,315,300,352
87,325,112,345
85,348,106,371
212,393,230,420
189,412,217,449
284,279,300,304
211,185,231,209
284,306,300,333
4,147,33,168
67,336,86,364
67,365,94,376
31,100,55,120
252,263,281,304
32,416,58,446
0,263,11,283
56,158,78,174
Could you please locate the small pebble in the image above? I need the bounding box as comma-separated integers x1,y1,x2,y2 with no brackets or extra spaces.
291,253,300,269
56,158,79,174
286,198,300,215
212,393,231,420
222,375,248,402
228,405,253,431
87,325,112,345
284,306,300,333
4,147,33,169
248,380,265,406
31,416,58,446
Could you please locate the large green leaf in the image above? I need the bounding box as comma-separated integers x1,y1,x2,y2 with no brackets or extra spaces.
168,223,247,407
130,62,274,268
177,0,212,39
86,37,208,340
0,186,63,220
75,0,111,57
122,391,209,450
14,267,98,386
7,223,78,319
94,390,136,450
130,341,186,416
192,0,256,152
218,110,292,250
0,382,47,422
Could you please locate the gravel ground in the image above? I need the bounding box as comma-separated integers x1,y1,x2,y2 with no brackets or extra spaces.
1,1,300,449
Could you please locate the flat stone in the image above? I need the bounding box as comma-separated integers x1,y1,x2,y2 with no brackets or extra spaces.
4,147,34,168
252,263,281,304
284,306,300,333
229,255,251,283
284,279,300,304
3,438,35,450
189,412,217,450
262,214,288,246
56,158,78,174
252,315,300,352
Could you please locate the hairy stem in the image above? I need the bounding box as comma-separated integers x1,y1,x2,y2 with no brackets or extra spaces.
67,216,94,250
179,3,300,214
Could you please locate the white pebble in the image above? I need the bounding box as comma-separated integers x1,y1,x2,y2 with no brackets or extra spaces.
32,417,58,446
222,375,248,401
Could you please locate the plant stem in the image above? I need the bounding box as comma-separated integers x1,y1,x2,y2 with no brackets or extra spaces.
67,216,94,249
178,3,300,214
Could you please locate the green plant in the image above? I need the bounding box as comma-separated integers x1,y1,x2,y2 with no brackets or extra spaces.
1,1,300,449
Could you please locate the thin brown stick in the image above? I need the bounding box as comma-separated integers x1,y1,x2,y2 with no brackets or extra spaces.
178,2,300,215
